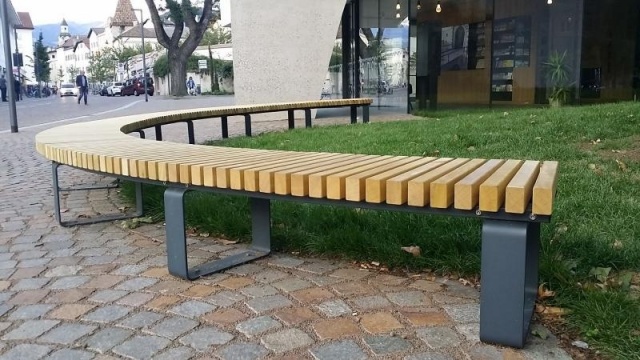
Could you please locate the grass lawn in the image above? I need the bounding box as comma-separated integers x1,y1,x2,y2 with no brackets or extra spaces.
125,101,640,358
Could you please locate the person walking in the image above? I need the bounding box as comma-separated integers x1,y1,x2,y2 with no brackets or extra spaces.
75,70,89,105
14,78,20,101
0,74,6,102
186,76,196,96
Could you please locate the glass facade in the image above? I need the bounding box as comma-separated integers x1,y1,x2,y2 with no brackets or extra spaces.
333,0,640,112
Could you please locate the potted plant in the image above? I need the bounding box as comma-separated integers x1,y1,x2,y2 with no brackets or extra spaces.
543,51,572,107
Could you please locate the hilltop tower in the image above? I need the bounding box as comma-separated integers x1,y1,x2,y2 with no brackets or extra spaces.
58,18,71,46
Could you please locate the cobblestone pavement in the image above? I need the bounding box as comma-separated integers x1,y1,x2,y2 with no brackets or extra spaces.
0,110,573,359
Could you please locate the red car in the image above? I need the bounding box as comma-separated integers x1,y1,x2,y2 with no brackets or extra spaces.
121,77,154,96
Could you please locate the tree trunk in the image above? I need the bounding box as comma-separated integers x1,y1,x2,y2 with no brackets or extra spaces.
169,51,188,96
208,45,219,92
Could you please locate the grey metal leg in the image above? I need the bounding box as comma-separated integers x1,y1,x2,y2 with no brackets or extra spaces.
154,125,162,141
164,190,271,280
186,120,195,144
221,116,229,138
350,106,357,124
362,105,370,124
304,109,312,128
288,110,295,129
480,220,540,348
244,114,252,137
52,162,143,227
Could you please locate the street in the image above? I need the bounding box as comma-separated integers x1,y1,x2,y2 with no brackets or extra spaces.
0,94,235,133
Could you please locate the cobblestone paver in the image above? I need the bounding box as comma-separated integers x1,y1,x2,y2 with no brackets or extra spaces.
0,106,571,359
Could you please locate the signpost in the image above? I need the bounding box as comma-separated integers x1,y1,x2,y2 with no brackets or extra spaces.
198,59,208,70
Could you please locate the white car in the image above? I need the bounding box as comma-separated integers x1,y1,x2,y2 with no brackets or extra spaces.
59,83,78,97
107,82,124,96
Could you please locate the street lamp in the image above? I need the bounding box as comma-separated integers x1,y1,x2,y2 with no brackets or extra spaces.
133,9,149,102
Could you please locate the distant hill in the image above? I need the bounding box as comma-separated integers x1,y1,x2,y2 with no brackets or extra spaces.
33,21,103,47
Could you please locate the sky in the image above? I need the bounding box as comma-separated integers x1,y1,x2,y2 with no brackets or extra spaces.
12,0,153,25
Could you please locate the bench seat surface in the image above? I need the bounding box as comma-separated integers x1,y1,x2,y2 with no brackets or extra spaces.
35,101,558,216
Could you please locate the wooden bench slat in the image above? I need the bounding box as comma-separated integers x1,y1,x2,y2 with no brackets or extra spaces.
430,159,487,208
407,158,471,207
478,160,524,212
290,155,376,196
308,156,393,198
385,158,454,205
230,152,326,190
345,157,424,201
365,157,438,203
259,154,349,193
532,161,559,215
241,153,332,191
505,160,541,214
325,157,409,200
454,159,506,210
274,154,361,195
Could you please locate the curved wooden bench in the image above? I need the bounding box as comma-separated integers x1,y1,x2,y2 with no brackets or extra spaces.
35,98,558,348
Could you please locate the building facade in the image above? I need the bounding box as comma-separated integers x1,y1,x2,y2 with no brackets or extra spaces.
231,0,640,112
15,12,35,84
0,0,21,78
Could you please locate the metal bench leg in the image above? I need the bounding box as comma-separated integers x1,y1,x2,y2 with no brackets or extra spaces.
480,220,540,348
304,109,312,128
154,125,163,141
164,190,271,280
350,106,357,124
52,162,143,227
221,116,229,139
186,120,195,144
244,114,252,137
288,110,295,129
135,130,145,139
362,105,370,124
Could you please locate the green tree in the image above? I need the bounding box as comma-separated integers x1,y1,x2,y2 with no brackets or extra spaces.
33,32,51,83
145,0,219,96
88,52,116,83
201,24,231,91
107,45,138,79
153,54,169,78
66,66,79,82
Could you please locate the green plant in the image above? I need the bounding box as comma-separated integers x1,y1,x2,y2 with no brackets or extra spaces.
543,51,573,107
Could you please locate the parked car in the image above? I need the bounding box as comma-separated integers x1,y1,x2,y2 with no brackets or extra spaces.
59,83,78,97
107,82,124,96
121,77,154,96
99,85,109,96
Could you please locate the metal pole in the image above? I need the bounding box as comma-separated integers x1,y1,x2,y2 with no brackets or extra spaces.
135,9,148,102
1,0,18,133
13,22,20,100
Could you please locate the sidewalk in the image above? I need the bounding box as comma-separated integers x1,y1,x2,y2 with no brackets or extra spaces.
0,112,572,359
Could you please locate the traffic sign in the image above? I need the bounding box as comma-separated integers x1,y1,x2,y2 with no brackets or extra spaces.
198,59,208,70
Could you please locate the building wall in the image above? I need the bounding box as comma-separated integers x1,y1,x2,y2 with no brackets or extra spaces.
16,28,34,84
0,1,20,76
231,0,346,116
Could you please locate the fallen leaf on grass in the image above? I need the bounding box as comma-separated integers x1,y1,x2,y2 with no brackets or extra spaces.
588,164,597,170
615,159,628,172
218,239,238,245
199,233,210,237
589,267,612,283
538,284,556,300
591,138,601,145
401,246,421,257
535,304,569,317
612,239,623,249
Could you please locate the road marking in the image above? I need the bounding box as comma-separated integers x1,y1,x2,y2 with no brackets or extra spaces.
0,101,144,134
93,100,143,116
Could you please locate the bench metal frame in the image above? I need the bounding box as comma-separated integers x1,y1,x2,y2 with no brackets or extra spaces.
52,163,143,227
160,180,547,348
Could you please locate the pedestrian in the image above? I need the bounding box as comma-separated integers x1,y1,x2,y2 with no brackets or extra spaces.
14,78,20,101
186,76,196,96
0,74,6,102
75,70,89,105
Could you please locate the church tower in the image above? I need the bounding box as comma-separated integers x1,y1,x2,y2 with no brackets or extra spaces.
58,18,71,46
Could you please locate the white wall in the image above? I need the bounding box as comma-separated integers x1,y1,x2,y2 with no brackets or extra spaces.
231,0,346,118
16,28,35,84
0,1,20,76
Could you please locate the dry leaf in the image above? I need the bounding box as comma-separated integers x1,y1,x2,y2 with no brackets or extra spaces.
588,164,597,170
612,240,623,249
60,208,69,213
535,137,542,140
371,261,380,266
591,138,601,144
616,159,628,172
219,239,238,245
467,146,476,152
401,246,421,257
199,233,210,237
611,149,621,153
538,284,556,300
535,304,568,317
118,206,128,211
